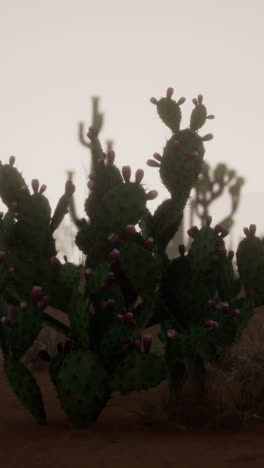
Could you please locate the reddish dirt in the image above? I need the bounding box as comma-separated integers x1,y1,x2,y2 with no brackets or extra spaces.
1,294,264,467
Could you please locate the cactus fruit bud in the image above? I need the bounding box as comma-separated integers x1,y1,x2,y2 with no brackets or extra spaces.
87,180,96,191
207,115,215,120
39,184,47,194
204,320,219,330
20,302,28,311
153,152,162,162
177,97,186,105
231,308,240,317
208,299,217,309
146,190,158,200
147,159,160,168
202,133,214,141
31,179,39,194
108,233,121,245
9,155,15,166
178,244,185,257
134,339,141,351
50,256,61,266
103,299,116,310
187,226,199,238
214,224,225,235
166,87,174,98
190,151,199,159
87,126,99,140
0,251,6,263
228,250,234,261
220,301,230,313
85,267,93,278
108,248,120,263
116,314,124,323
125,224,137,236
122,165,131,183
192,98,198,106
135,168,144,183
206,216,212,227
1,316,11,327
143,335,152,352
106,150,115,165
38,349,51,362
249,224,256,237
65,180,75,197
167,329,180,340
31,286,43,302
150,97,158,105
145,237,154,248
197,94,203,105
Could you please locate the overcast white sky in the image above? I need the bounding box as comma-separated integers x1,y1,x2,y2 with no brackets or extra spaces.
1,0,264,260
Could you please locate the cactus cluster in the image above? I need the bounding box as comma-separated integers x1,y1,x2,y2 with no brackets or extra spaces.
0,88,260,428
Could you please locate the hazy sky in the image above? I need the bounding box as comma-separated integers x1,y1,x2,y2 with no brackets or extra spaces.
1,0,264,259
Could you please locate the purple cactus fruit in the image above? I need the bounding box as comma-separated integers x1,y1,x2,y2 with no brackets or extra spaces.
177,97,186,105
147,159,160,167
108,248,120,263
167,329,180,341
205,320,219,330
231,308,240,317
134,339,141,351
150,97,158,105
31,286,43,302
197,94,203,105
135,168,144,184
21,185,30,195
50,256,61,266
31,179,39,194
128,318,137,327
145,237,154,248
190,151,199,159
187,226,199,239
214,224,225,235
146,190,158,200
207,115,215,120
116,314,124,323
153,152,162,162
166,87,174,98
208,299,217,309
178,244,185,257
85,267,93,278
249,224,256,237
39,184,47,194
88,172,96,182
108,233,121,245
143,335,152,353
202,133,214,141
221,301,230,313
107,272,116,283
20,301,28,311
192,98,198,106
124,312,134,322
125,224,137,236
103,299,116,310
38,349,51,362
1,316,11,327
86,126,99,140
99,281,108,292
7,266,14,274
106,150,115,165
122,165,131,183
0,251,6,263
9,155,15,166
